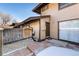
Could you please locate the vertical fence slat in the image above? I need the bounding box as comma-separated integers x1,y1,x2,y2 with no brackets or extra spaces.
3,28,23,44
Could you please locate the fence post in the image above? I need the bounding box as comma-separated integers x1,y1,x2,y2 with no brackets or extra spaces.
0,28,3,56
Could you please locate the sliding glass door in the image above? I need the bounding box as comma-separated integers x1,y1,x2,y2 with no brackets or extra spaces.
59,19,79,43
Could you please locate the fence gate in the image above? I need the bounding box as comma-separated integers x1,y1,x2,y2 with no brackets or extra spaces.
23,28,32,38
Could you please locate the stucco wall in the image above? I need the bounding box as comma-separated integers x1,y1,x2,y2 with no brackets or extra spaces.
58,4,79,21
41,3,59,39
30,21,39,40
41,3,79,39
29,20,40,40
40,17,50,39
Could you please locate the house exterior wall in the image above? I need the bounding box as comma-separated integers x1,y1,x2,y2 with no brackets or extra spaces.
40,3,79,39
40,17,50,39
22,17,50,40
41,3,59,39
23,20,40,40
58,4,79,21
57,4,79,40
30,20,39,40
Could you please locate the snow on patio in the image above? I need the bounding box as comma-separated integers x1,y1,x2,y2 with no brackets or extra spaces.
3,38,79,56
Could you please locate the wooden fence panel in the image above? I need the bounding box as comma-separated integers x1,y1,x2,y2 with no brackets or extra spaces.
0,30,2,55
3,28,23,44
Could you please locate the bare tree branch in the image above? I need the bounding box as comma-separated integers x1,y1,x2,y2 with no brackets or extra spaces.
0,13,11,26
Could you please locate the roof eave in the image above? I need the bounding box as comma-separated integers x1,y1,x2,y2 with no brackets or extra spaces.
32,3,48,14
14,15,50,27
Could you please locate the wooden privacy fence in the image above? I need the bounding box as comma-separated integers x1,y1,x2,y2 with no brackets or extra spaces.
3,28,23,44
0,30,2,55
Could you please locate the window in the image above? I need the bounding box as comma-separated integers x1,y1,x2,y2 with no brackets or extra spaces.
59,19,79,43
41,5,48,12
59,3,76,10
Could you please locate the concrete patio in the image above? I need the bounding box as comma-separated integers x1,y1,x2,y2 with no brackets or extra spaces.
3,39,79,56
3,39,28,55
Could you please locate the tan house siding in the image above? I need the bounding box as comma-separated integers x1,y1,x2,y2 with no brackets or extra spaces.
23,20,40,40
30,20,40,40
53,4,79,39
15,3,79,41
40,3,59,39
58,4,79,21
39,3,79,40
15,15,50,41
49,4,58,10
40,17,50,39
41,3,58,15
50,4,79,39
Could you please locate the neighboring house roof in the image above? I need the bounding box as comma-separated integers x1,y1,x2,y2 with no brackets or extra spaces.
10,23,19,26
0,25,13,30
15,15,50,27
32,3,48,14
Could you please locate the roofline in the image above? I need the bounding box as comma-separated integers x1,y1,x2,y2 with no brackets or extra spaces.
14,15,50,27
32,3,48,14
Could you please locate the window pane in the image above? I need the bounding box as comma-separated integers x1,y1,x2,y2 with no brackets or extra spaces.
59,3,76,9
59,20,79,43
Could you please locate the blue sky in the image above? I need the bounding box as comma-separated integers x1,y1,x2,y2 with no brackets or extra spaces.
0,3,38,22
